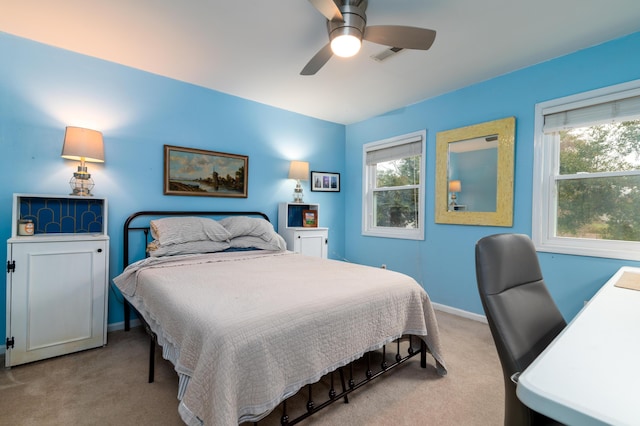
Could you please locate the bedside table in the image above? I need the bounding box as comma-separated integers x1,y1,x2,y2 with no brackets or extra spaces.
278,202,328,258
5,193,109,367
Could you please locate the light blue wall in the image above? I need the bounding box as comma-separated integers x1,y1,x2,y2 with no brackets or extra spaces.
3,29,640,345
345,31,640,322
0,32,346,339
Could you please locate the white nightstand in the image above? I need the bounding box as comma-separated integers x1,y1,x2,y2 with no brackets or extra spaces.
278,202,328,258
5,193,109,367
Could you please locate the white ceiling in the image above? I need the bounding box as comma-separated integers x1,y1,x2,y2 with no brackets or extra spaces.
3,0,640,125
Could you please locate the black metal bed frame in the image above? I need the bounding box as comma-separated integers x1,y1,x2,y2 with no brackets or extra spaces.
122,211,271,383
120,210,429,425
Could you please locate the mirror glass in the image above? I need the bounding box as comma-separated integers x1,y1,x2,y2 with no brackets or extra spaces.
435,117,515,226
447,135,498,212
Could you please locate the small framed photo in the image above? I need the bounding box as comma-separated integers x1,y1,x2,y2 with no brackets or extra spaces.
311,171,340,192
302,209,318,227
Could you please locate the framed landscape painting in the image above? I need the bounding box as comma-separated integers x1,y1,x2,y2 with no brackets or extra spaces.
164,145,248,198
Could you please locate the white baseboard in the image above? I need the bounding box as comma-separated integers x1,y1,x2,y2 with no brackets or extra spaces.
432,302,487,324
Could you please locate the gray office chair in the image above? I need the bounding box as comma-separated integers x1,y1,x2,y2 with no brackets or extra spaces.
475,234,566,426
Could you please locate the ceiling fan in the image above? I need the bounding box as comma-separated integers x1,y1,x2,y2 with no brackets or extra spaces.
301,0,436,75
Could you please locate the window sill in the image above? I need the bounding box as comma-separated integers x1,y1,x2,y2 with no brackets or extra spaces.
534,236,640,262
362,227,424,240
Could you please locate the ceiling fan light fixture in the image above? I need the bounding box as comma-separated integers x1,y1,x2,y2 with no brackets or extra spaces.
327,4,366,58
302,0,435,75
331,33,361,57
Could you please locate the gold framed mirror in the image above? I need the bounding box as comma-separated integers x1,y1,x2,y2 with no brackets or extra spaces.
435,117,515,226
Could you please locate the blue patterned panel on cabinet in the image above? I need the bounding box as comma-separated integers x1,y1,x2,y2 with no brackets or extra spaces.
19,197,104,234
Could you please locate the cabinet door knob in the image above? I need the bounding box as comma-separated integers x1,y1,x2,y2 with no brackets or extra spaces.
97,248,103,253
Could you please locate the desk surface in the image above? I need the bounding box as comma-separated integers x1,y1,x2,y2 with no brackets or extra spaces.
517,266,640,425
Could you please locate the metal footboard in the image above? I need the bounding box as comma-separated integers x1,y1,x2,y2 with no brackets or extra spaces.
127,305,428,423
262,336,427,425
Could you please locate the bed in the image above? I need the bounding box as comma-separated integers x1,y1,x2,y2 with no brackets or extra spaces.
113,211,447,426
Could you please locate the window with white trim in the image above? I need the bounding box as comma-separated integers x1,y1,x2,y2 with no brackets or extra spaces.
533,80,640,261
362,130,425,240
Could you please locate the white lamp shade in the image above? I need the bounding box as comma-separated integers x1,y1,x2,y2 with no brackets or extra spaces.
61,126,105,163
449,180,462,192
288,161,309,180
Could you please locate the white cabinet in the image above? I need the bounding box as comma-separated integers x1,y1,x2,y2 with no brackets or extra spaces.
289,228,328,258
5,194,109,367
278,202,328,259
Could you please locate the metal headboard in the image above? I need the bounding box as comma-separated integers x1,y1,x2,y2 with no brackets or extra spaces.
122,210,271,268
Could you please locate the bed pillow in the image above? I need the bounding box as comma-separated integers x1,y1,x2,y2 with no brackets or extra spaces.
150,216,231,245
228,234,287,251
147,239,231,257
219,216,277,241
219,216,287,251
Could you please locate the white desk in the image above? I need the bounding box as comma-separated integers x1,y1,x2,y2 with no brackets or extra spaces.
517,266,640,425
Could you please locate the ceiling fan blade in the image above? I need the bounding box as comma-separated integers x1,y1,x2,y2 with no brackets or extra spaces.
308,0,343,21
364,25,436,50
300,43,334,75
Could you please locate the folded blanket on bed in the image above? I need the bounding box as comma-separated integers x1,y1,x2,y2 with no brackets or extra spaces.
114,251,447,426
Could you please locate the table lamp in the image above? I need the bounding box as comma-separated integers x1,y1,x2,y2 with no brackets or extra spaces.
288,161,309,203
61,126,104,196
449,180,461,210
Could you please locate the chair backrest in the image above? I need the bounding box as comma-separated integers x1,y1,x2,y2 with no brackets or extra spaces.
475,233,566,425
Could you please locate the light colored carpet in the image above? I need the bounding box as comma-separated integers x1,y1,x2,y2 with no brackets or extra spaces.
0,311,503,425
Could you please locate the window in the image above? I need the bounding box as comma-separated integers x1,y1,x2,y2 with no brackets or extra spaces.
533,80,640,261
362,130,425,240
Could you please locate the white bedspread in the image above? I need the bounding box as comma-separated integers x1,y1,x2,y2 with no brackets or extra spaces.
113,250,447,426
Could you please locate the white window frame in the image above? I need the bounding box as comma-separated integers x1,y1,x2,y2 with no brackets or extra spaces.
362,130,426,240
532,79,640,261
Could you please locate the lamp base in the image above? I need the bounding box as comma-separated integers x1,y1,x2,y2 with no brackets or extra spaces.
70,186,94,197
292,180,304,203
69,166,95,196
448,193,457,211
